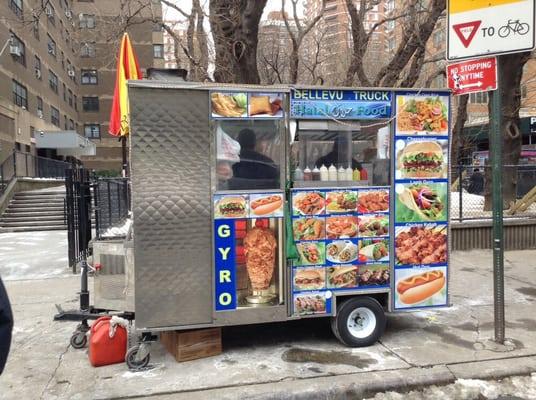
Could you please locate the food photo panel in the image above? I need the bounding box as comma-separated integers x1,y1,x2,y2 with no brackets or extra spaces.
395,182,448,223
395,224,447,266
211,92,248,118
292,191,325,216
325,190,358,214
214,194,249,219
293,267,326,292
249,193,284,218
357,264,390,288
394,138,448,180
248,93,284,118
325,215,358,239
357,214,389,237
357,189,389,213
326,266,358,289
394,266,447,309
395,93,449,136
326,240,359,265
293,217,326,241
294,292,331,315
358,238,389,263
295,241,326,266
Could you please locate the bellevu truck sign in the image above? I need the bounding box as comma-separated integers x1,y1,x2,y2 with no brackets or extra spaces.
447,0,535,61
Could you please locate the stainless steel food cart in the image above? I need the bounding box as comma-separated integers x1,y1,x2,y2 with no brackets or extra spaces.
93,82,452,368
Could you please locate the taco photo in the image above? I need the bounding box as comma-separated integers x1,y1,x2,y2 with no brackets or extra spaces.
327,266,358,289
358,239,389,262
396,183,447,222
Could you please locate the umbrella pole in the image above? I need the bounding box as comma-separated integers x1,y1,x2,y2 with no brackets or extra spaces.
121,135,128,178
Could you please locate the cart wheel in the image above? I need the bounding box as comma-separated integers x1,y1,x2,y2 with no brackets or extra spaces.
331,296,385,347
70,332,87,349
126,345,150,370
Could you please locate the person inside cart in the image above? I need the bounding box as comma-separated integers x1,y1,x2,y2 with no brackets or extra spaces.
315,135,363,170
230,128,279,189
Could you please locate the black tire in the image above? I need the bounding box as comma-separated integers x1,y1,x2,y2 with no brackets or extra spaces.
70,332,87,349
126,346,150,370
331,296,386,347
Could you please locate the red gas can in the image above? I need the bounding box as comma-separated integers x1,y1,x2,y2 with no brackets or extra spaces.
88,316,128,367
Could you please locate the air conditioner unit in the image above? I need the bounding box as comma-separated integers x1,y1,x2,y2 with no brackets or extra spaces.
68,69,75,77
48,44,55,54
37,110,43,119
9,45,21,56
45,8,53,17
35,69,42,79
65,10,72,19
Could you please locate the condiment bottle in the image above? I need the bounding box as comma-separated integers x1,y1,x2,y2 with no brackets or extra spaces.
312,166,320,181
319,164,329,181
294,166,303,181
361,168,368,181
353,168,361,181
337,166,346,181
328,164,337,181
345,165,353,181
303,166,312,181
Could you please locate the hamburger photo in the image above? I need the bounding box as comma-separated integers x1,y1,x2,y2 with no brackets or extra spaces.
294,269,325,291
217,196,247,218
398,141,444,178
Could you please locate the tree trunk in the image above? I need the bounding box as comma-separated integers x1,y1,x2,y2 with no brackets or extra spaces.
193,0,209,81
483,52,531,210
210,0,267,84
451,94,469,168
289,40,300,84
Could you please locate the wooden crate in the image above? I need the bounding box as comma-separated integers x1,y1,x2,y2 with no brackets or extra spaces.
160,327,222,362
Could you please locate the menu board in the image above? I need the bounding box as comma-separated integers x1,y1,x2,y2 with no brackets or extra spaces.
392,92,450,310
213,192,284,311
210,91,285,119
291,187,390,316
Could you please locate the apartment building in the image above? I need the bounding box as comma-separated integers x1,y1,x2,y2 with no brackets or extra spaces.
0,0,163,172
304,0,391,85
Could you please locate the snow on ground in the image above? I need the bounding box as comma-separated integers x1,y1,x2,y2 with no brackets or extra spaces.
450,191,536,220
99,218,131,238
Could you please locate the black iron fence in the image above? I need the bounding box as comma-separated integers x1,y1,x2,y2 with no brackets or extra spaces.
451,164,536,221
0,150,70,196
94,177,130,239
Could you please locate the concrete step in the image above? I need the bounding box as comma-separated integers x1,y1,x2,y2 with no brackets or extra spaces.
0,219,66,227
0,215,65,223
10,198,65,204
6,205,64,212
13,194,66,201
0,225,67,232
8,201,64,207
4,209,64,217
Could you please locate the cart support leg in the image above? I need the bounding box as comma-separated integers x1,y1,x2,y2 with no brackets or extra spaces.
80,259,90,312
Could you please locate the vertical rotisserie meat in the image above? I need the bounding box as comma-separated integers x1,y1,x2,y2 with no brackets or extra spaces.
244,227,277,290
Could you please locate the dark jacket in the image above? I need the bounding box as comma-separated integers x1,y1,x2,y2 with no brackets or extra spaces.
0,276,13,374
230,149,279,189
467,171,484,195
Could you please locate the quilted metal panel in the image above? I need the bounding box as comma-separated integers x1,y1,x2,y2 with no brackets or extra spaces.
130,86,213,329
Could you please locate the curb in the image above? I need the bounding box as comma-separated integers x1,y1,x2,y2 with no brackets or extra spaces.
110,355,536,400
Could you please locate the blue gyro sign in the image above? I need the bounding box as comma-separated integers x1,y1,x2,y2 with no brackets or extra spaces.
290,89,392,119
214,219,237,311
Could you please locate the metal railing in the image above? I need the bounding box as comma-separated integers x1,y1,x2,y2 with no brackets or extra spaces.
0,150,71,196
451,164,536,221
94,177,130,239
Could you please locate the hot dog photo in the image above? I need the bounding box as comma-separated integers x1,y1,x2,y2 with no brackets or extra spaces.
249,193,284,217
394,266,447,309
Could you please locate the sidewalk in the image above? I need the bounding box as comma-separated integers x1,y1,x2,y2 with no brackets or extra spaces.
0,231,535,399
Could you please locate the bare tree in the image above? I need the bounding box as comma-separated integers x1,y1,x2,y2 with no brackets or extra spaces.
281,0,326,83
209,0,268,83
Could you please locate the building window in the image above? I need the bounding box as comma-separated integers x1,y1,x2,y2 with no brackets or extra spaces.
68,89,73,107
69,119,74,130
37,96,43,113
50,106,60,127
153,44,164,58
469,92,489,104
521,84,528,99
9,0,23,19
49,70,58,93
47,34,56,57
30,126,35,140
12,80,28,109
81,69,98,84
82,96,99,112
34,56,41,79
15,142,21,152
64,115,68,130
33,19,40,40
9,32,26,66
84,124,100,138
74,95,77,111
80,42,96,57
46,3,55,26
79,14,95,28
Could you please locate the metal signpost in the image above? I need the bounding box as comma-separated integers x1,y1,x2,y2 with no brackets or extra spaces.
447,0,536,344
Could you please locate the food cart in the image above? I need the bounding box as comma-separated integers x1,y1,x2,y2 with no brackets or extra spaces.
105,82,451,368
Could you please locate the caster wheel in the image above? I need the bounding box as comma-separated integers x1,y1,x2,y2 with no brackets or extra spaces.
126,345,150,370
331,296,386,347
70,332,87,349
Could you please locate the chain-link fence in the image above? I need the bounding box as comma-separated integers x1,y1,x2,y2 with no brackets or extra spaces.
451,164,536,221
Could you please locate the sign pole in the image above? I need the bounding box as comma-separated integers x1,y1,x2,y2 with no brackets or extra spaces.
490,57,505,344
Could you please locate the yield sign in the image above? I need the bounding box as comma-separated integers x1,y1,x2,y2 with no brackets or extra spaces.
453,21,482,48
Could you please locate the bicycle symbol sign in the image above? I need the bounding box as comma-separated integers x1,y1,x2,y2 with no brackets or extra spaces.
481,19,531,39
